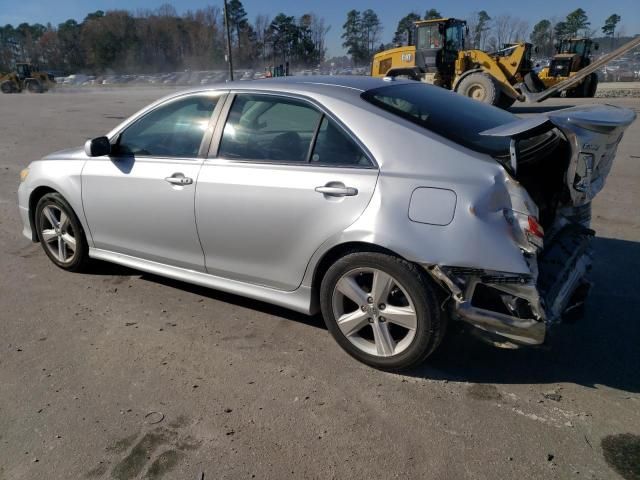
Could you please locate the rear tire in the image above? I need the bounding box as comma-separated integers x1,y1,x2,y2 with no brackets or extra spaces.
456,73,500,106
35,192,89,272
1,81,13,93
586,73,598,97
320,252,446,371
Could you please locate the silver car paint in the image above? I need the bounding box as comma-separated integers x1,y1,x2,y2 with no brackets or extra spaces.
17,76,636,346
82,156,206,271
196,161,378,290
18,151,88,243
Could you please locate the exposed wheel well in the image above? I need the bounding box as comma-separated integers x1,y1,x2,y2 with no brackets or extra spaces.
385,68,422,81
28,186,57,241
310,242,406,310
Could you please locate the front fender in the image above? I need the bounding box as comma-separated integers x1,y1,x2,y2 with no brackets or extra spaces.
19,159,92,246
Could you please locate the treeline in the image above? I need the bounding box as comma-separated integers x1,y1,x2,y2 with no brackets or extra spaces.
0,1,329,74
530,9,626,56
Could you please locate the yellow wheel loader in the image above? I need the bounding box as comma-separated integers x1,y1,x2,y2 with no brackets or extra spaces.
371,18,543,108
537,38,599,98
371,18,640,108
1,63,55,94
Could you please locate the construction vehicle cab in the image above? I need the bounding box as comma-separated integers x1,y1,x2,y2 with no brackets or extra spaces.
372,18,465,87
412,18,466,87
537,38,599,97
371,18,541,108
1,63,55,94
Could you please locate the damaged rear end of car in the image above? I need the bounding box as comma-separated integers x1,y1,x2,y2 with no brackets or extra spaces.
430,104,636,347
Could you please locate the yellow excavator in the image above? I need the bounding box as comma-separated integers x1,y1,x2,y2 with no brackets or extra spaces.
1,63,56,93
371,18,542,108
371,17,640,108
537,38,599,97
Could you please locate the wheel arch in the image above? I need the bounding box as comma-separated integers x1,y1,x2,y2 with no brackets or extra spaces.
384,67,422,81
28,186,58,242
452,68,485,91
454,69,522,102
28,185,89,244
309,241,408,313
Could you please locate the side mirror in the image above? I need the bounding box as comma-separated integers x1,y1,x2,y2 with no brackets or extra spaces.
594,43,599,51
534,46,539,54
84,136,111,157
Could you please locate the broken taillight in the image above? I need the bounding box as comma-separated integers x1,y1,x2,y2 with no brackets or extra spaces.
503,209,544,253
526,215,544,249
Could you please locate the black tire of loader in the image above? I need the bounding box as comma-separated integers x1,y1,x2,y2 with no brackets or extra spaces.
1,81,14,93
27,80,43,93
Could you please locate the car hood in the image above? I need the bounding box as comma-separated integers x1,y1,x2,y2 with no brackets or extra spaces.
41,146,86,161
481,104,636,205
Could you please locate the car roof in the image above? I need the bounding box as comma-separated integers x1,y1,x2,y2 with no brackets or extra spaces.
172,75,410,100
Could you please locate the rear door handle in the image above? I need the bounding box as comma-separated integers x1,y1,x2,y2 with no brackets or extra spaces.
165,173,193,186
315,185,358,197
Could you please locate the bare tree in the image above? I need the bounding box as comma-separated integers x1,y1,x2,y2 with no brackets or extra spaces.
254,14,271,65
491,15,529,49
310,14,330,62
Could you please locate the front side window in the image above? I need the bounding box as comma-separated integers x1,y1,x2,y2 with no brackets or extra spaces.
218,95,321,162
116,95,218,158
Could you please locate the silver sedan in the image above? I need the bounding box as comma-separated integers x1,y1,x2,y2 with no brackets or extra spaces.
17,76,636,370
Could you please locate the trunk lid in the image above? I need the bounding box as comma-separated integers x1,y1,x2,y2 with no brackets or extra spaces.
481,104,636,206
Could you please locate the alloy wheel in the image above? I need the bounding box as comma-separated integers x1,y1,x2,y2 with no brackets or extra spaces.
331,267,418,357
40,204,77,264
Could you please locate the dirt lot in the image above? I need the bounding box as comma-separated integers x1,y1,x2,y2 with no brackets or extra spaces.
0,88,639,480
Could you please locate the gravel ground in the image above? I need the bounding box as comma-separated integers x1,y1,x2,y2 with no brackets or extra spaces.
0,88,639,480
596,82,640,98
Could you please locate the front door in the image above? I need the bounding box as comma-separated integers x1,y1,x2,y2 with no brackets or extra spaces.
195,93,379,290
82,92,224,271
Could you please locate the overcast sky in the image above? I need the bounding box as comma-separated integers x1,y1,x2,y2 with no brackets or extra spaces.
0,0,638,56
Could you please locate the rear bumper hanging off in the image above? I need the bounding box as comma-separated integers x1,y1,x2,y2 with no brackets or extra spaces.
427,223,595,347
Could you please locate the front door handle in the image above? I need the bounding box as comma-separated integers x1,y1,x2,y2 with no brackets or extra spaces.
315,185,358,197
165,173,193,186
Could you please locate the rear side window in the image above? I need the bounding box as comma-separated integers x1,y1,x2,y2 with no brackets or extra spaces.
361,83,517,156
311,117,370,167
117,95,218,158
218,95,321,162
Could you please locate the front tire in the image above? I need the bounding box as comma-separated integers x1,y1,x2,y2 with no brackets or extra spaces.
320,252,446,370
27,80,43,93
586,73,598,97
456,72,500,106
35,192,89,272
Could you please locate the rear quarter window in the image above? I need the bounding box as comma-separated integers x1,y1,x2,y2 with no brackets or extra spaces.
361,82,518,156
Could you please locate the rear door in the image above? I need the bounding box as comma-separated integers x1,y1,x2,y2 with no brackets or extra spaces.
195,92,379,291
82,92,225,271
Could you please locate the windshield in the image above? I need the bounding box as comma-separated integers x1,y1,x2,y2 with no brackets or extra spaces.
361,83,517,156
416,24,442,49
559,40,586,55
